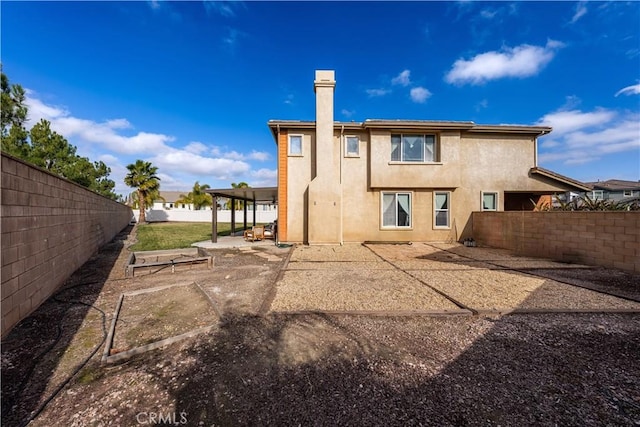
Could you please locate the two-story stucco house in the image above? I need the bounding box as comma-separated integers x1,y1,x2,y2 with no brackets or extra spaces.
269,70,589,245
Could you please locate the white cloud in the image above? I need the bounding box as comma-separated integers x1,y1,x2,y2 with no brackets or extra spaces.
203,0,242,17
391,70,411,87
341,109,355,118
248,150,270,161
250,168,277,187
537,108,640,166
184,141,209,154
445,39,564,85
536,109,615,135
570,1,588,24
24,91,275,196
366,88,391,97
480,9,498,19
475,99,489,111
150,149,250,178
615,84,640,97
410,87,432,103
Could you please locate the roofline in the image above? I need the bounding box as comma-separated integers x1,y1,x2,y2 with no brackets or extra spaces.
267,119,552,141
530,167,591,191
205,186,278,202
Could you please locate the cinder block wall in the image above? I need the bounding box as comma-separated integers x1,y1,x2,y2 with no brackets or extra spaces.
472,211,640,273
1,153,132,337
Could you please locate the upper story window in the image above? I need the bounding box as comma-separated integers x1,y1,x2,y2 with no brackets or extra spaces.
345,136,359,157
391,134,437,162
289,134,303,156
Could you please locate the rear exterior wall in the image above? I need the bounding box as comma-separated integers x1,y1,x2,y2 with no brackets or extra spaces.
283,127,572,243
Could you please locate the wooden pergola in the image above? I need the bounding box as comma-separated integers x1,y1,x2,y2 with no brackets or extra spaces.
205,187,278,243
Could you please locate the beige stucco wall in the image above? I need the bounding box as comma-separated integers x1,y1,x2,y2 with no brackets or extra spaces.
282,125,575,244
1,153,132,337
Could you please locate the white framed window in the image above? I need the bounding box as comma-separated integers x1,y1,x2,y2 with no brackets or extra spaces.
345,135,359,157
481,192,498,211
623,190,633,197
434,192,450,228
590,190,604,200
289,134,303,156
381,192,412,228
391,134,437,162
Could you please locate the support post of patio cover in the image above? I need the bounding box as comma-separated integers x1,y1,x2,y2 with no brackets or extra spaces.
243,199,248,231
253,196,257,226
231,197,236,237
211,195,218,243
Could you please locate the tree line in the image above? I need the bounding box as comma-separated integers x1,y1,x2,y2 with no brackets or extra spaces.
1,69,117,199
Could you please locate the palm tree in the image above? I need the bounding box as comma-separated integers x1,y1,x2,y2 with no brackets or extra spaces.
226,181,249,210
124,160,160,223
175,181,212,210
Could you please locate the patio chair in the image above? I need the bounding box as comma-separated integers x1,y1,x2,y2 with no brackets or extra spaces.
264,223,275,240
244,226,265,242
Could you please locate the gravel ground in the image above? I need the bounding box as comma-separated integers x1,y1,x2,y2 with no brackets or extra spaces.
270,243,640,314
3,235,640,427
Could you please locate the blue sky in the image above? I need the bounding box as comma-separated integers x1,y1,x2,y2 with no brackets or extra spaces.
2,1,639,197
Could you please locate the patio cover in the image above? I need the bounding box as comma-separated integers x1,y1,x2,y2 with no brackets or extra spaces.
205,187,278,243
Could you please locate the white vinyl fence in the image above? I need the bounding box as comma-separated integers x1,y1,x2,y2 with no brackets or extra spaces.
133,209,277,224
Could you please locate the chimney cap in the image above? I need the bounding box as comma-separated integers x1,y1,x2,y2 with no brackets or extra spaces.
314,70,336,90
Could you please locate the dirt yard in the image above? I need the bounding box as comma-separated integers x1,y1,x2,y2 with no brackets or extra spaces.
2,226,639,426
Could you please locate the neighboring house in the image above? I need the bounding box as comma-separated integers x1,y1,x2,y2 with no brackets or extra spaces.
583,180,640,202
268,70,590,245
152,191,208,211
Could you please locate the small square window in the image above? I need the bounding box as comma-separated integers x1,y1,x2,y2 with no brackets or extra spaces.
289,135,302,156
345,136,359,157
623,190,632,197
482,192,498,211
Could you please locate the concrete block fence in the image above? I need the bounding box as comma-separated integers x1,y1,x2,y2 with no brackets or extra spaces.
1,153,132,337
472,211,640,273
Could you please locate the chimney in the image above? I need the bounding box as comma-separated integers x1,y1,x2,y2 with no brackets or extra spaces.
314,70,336,178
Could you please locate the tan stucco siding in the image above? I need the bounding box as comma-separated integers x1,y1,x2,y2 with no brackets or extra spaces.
458,133,564,192
286,132,314,242
369,130,462,188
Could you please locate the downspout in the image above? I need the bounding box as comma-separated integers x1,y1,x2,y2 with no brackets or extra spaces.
276,124,281,245
340,124,344,245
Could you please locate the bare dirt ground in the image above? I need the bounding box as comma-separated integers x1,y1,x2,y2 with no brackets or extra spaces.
2,227,639,426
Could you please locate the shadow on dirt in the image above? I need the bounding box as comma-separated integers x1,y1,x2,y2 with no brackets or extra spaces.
0,225,133,427
134,309,640,426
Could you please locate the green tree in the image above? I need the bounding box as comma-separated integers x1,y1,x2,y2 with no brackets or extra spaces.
176,181,213,210
124,160,160,223
226,181,249,210
1,69,29,158
1,70,117,199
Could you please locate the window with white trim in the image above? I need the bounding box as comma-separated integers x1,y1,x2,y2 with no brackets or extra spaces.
481,192,498,211
289,134,302,156
345,136,359,157
391,134,437,162
382,192,411,228
434,192,450,228
590,190,604,200
623,190,633,197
